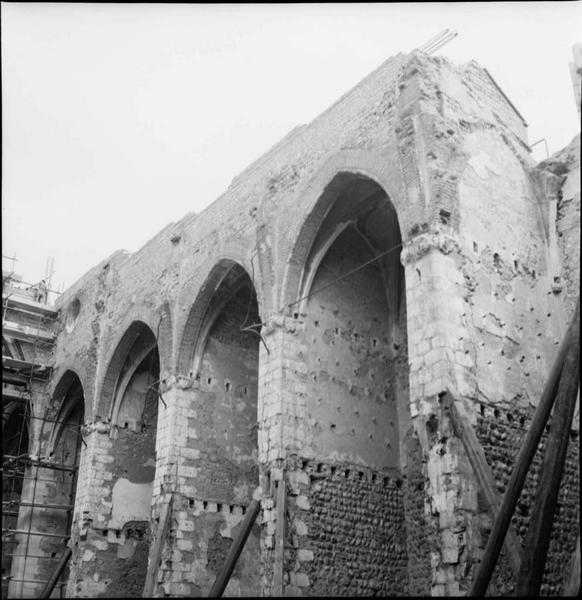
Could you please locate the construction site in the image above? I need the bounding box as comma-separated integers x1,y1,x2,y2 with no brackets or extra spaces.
2,34,581,598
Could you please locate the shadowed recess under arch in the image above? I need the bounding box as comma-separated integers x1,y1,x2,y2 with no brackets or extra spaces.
173,259,262,596
96,321,159,421
279,169,413,596
283,171,404,318
49,370,85,455
177,259,261,377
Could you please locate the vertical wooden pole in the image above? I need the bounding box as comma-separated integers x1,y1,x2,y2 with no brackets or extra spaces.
563,536,580,597
469,302,579,596
515,302,580,596
273,476,287,597
142,495,173,598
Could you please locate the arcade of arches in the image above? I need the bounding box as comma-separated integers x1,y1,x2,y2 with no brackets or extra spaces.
3,47,579,598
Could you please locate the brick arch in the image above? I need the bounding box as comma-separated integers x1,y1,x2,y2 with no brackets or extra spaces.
279,149,406,313
94,320,159,421
176,258,261,377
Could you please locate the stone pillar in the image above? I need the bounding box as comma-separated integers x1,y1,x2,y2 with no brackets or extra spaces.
67,421,115,597
149,375,201,597
258,314,309,464
153,375,194,500
401,231,479,596
257,314,308,596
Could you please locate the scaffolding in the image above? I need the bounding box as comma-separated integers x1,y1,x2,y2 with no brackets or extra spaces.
2,271,74,600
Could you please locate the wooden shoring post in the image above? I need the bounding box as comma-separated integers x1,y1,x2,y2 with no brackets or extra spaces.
563,536,581,596
469,302,579,597
40,547,71,599
208,499,261,598
142,494,173,598
515,301,580,596
447,395,522,575
273,474,287,597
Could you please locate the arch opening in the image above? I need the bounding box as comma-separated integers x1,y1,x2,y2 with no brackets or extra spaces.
2,399,30,599
182,261,261,596
7,372,85,599
85,322,161,597
300,174,407,468
291,173,412,596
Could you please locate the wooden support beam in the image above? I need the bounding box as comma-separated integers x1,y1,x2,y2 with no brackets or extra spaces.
563,536,581,596
2,294,59,317
2,372,31,387
142,495,173,598
2,355,51,377
515,302,580,596
40,547,71,599
3,321,55,343
469,302,579,597
208,499,261,598
3,455,77,473
5,529,70,539
2,501,74,511
448,396,522,575
273,477,287,597
2,387,30,403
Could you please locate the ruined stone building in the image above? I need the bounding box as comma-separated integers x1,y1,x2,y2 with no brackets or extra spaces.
2,47,580,598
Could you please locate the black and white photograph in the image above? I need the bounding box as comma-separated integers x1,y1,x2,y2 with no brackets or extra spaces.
1,2,580,598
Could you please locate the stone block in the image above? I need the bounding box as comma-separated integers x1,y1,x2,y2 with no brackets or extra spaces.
295,495,310,510
297,549,314,562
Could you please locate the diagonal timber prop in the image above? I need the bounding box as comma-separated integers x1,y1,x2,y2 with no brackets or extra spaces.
469,300,580,596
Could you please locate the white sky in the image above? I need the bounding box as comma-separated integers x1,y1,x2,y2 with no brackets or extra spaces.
2,2,581,292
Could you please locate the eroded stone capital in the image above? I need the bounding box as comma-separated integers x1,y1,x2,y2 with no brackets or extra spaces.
81,420,111,435
262,313,305,337
162,373,199,391
400,232,461,265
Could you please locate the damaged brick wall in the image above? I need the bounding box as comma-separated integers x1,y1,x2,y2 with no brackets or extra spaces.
475,403,580,596
32,48,580,597
302,462,408,596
